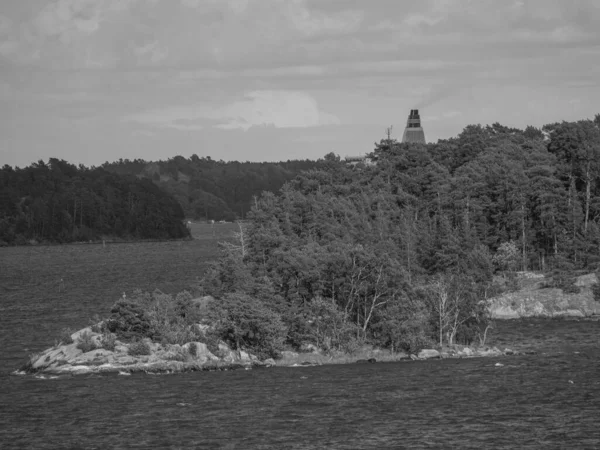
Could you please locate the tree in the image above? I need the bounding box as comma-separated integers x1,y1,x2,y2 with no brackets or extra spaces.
426,274,484,346
209,292,287,359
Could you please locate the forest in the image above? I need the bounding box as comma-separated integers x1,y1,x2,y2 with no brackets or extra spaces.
0,157,323,244
101,156,326,221
181,115,600,358
0,159,190,244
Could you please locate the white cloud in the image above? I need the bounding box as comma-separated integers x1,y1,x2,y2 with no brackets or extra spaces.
286,2,363,37
34,0,101,39
124,90,340,131
403,13,443,28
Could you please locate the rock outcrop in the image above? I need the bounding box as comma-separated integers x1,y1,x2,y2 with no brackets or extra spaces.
25,328,266,376
488,273,600,319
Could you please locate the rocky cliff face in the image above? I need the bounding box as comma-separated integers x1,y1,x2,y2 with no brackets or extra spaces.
489,273,600,319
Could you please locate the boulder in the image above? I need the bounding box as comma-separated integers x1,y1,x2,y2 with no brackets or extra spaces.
263,358,276,367
418,349,440,359
489,305,520,319
218,342,237,363
459,347,474,357
300,343,319,353
182,342,219,363
31,342,91,370
475,347,502,357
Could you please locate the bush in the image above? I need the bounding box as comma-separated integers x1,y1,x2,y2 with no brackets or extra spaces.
165,346,188,361
107,290,205,345
188,342,198,357
100,332,117,351
200,330,222,356
106,299,154,341
89,314,106,333
76,331,97,353
549,270,580,294
304,297,361,353
128,339,151,356
209,292,287,360
58,327,74,345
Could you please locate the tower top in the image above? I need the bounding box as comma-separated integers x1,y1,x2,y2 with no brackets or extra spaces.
402,109,426,144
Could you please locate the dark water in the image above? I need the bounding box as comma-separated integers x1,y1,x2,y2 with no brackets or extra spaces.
2,282,600,448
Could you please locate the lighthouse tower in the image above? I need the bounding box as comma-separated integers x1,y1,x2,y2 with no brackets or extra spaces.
401,109,426,144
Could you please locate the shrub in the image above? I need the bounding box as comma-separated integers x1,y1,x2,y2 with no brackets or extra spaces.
107,290,205,345
304,297,362,353
188,342,198,357
106,299,154,341
100,332,117,351
76,331,97,353
128,339,151,356
200,330,222,356
58,327,74,345
209,292,287,360
550,270,580,294
165,347,188,361
89,314,105,333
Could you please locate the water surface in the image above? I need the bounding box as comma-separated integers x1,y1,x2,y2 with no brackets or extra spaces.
2,243,600,448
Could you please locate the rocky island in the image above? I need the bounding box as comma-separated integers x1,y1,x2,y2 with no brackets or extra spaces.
21,271,599,377
23,324,515,376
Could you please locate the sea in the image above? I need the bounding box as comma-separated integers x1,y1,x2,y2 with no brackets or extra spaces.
2,278,600,448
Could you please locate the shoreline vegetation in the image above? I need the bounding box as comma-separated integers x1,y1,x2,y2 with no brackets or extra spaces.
21,316,599,377
18,288,598,377
19,322,518,377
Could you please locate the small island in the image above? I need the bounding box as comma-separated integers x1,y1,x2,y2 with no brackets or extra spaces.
22,268,599,376
20,295,513,377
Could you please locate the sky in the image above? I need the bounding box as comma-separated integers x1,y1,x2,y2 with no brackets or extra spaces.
1,0,600,168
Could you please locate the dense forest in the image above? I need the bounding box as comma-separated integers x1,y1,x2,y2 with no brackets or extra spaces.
182,115,600,358
0,159,189,244
101,156,325,221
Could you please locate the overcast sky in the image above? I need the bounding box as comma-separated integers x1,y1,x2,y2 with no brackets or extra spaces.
1,0,599,167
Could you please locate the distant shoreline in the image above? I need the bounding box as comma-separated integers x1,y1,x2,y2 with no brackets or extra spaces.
1,236,196,248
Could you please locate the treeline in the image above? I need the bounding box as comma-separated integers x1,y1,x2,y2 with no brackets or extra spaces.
0,159,189,245
101,156,326,221
194,116,600,357
423,117,600,271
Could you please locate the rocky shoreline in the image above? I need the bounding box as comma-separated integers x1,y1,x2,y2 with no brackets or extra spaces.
18,326,520,377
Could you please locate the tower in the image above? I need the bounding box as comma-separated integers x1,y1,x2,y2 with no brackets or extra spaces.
401,109,426,144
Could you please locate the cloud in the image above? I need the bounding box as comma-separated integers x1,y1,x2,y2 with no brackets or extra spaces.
34,0,102,39
124,90,340,131
285,2,363,37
